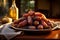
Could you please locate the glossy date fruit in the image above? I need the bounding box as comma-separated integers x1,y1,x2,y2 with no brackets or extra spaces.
34,16,41,21
34,21,39,26
35,12,42,17
41,20,48,27
28,26,36,29
17,20,27,28
41,20,51,29
37,25,43,29
27,16,33,25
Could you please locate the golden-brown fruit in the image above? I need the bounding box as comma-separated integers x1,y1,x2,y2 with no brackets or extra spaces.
35,12,42,17
28,26,36,29
37,25,43,29
41,18,48,22
35,12,47,19
34,16,41,21
27,16,33,25
34,21,39,26
17,20,27,28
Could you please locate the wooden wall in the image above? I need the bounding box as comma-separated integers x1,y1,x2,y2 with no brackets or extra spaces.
36,0,60,18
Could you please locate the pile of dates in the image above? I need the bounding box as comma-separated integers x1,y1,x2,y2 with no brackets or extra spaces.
11,10,54,30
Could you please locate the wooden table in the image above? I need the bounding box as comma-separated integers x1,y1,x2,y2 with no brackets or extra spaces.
11,19,60,40
12,30,60,40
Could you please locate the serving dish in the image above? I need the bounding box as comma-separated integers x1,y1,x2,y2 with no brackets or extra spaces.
10,23,57,32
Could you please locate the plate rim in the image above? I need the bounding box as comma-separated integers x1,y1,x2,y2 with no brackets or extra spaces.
9,24,58,31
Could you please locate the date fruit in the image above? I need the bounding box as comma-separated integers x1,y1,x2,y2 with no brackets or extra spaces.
17,20,27,28
23,13,29,17
28,26,36,29
37,25,43,29
34,21,39,26
41,20,48,27
27,16,33,25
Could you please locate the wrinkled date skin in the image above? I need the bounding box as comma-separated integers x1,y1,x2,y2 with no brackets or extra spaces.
17,20,27,28
34,21,39,26
37,25,43,29
28,26,36,29
27,16,33,25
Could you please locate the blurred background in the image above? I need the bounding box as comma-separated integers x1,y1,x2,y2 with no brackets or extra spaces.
0,0,60,19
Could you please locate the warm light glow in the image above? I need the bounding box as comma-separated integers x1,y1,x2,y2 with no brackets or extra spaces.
3,0,7,7
30,0,35,4
8,18,12,23
53,33,58,39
